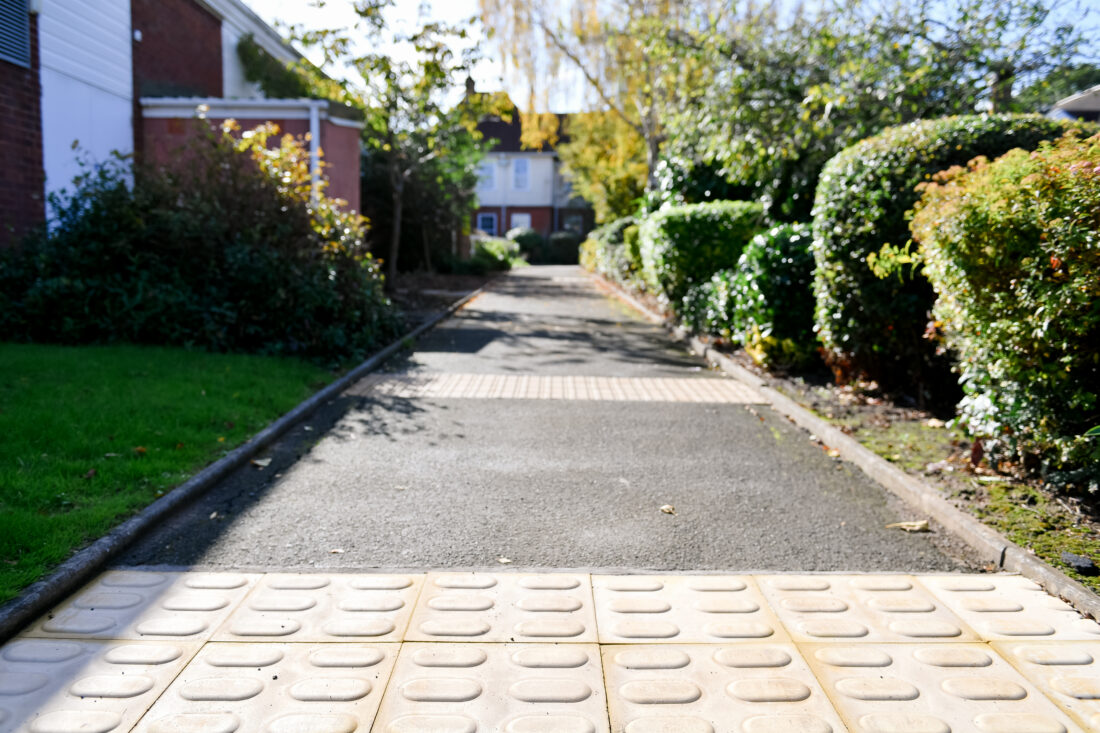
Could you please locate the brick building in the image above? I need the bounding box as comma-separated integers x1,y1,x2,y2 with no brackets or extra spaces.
472,97,594,240
0,0,363,246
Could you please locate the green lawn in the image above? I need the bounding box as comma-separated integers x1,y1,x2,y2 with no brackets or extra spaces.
0,343,333,603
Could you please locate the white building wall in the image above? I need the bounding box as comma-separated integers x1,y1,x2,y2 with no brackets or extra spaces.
201,0,299,98
39,0,133,202
477,154,555,207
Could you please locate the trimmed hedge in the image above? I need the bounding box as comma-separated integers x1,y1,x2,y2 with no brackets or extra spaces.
681,223,816,368
639,200,766,304
811,114,1082,393
545,231,581,264
911,132,1100,490
506,226,544,262
580,216,638,287
0,124,400,366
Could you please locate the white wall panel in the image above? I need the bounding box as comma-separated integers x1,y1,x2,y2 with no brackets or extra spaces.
39,0,133,202
477,155,555,206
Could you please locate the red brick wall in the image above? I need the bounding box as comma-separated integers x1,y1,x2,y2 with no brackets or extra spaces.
0,15,44,246
132,0,223,99
142,116,361,212
474,206,553,237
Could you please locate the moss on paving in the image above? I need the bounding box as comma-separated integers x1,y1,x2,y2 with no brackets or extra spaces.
0,343,333,604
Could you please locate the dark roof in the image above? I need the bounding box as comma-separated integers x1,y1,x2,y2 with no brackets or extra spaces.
477,109,524,152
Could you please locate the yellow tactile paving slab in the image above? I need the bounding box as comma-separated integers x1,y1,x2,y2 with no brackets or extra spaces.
351,373,764,403
920,575,1100,641
592,575,789,644
372,642,609,733
132,643,399,733
805,642,1084,733
212,573,422,643
406,572,598,643
602,643,846,733
759,574,980,644
22,571,258,642
5,570,1100,732
994,641,1100,730
0,639,199,733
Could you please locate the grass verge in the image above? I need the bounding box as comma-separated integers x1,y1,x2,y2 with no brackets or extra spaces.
0,343,333,603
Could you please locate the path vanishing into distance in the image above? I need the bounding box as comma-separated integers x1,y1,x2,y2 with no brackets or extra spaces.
12,266,1100,733
121,265,976,573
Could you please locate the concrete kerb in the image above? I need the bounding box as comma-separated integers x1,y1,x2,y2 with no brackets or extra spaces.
0,285,488,643
587,270,1100,621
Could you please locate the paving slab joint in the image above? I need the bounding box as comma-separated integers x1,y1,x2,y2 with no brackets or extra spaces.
0,285,490,644
586,269,1100,622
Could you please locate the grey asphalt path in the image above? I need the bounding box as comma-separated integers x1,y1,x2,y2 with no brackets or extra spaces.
120,266,979,572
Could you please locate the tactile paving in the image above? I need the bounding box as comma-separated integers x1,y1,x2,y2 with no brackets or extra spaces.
805,642,1082,733
213,573,422,643
603,643,845,733
994,641,1100,730
920,574,1100,641
0,638,199,733
352,373,763,403
23,571,257,642
132,642,398,733
406,572,598,643
372,642,609,733
592,575,788,644
759,574,979,643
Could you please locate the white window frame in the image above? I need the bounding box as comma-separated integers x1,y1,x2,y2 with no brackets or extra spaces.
477,161,495,191
513,157,529,191
510,212,532,230
477,213,497,236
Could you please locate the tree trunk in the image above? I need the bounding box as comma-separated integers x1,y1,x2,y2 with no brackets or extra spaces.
387,175,405,283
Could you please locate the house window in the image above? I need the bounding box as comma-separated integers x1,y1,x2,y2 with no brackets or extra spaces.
510,212,532,230
477,213,497,236
477,161,495,191
0,0,31,69
563,213,584,234
513,158,529,190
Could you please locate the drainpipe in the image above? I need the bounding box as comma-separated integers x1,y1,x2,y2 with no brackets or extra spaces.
308,101,322,206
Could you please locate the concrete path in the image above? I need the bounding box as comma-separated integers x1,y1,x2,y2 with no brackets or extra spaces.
6,266,1100,732
120,266,976,573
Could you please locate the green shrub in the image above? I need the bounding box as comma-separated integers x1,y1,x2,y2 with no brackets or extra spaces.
581,216,638,287
911,132,1100,491
622,223,642,274
472,235,523,271
0,122,401,366
546,231,581,264
639,200,766,304
811,114,1084,393
506,226,544,261
680,223,816,368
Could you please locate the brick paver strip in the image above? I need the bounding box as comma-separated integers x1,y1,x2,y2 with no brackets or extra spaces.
363,373,763,403
3,570,1100,732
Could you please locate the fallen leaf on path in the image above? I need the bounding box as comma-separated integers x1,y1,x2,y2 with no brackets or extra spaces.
209,511,219,520
885,520,930,533
330,548,345,554
825,448,840,458
498,557,512,564
251,458,272,468
925,418,946,428
660,504,677,516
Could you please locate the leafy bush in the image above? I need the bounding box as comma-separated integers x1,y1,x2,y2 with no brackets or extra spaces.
643,156,756,213
472,235,524,270
545,231,581,264
580,216,639,287
506,226,544,261
911,132,1100,490
0,122,401,365
639,200,766,304
681,223,816,368
811,114,1084,393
